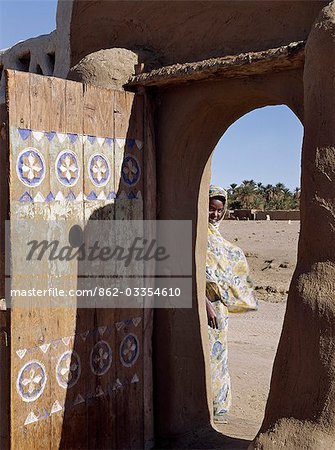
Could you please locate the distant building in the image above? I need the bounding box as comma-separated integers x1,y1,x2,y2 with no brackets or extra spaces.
229,209,300,220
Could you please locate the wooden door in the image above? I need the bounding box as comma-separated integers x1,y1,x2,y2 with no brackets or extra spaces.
3,70,153,449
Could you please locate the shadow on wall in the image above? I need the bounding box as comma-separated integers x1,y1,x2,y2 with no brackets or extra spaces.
58,96,146,449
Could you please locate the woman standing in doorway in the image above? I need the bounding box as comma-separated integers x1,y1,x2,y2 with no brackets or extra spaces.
206,185,258,423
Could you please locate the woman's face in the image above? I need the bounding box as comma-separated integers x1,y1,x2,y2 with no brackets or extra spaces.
209,198,225,224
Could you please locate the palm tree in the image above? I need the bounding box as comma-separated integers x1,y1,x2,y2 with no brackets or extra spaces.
228,183,238,196
264,184,275,204
294,187,301,200
271,183,285,209
238,180,257,208
292,187,301,209
227,180,300,210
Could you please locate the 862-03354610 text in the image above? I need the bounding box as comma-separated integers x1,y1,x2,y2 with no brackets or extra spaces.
10,286,182,298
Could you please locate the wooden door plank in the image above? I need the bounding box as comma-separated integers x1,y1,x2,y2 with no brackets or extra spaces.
82,84,116,449
142,93,156,449
83,84,115,202
114,90,144,449
49,77,85,450
0,103,10,450
9,71,53,450
50,77,66,132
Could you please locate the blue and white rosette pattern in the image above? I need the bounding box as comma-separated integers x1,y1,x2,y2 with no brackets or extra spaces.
56,351,81,389
90,340,113,376
121,155,141,187
16,360,47,402
56,150,80,187
88,154,111,187
119,333,140,367
16,148,46,187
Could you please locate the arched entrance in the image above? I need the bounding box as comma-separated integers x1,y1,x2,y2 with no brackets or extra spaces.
153,69,304,445
206,105,303,440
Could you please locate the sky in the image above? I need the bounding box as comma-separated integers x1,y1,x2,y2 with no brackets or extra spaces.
211,105,303,191
0,1,58,50
0,2,304,191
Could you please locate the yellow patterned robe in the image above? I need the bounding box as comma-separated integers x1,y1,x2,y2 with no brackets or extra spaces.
206,222,258,419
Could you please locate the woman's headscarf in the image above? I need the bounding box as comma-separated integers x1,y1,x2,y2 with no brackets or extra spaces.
209,185,228,227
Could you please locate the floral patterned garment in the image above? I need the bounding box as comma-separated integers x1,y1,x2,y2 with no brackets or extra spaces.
206,221,258,419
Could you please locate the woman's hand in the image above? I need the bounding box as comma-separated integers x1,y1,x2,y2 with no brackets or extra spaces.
206,298,218,329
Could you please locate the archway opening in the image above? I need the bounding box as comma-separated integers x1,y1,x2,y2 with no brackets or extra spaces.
205,105,303,440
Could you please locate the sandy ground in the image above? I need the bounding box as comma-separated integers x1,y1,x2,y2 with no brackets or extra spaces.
222,220,300,303
215,220,300,444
